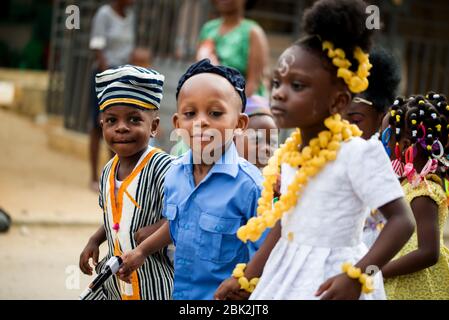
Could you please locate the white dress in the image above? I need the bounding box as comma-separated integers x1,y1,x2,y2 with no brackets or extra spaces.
250,137,404,300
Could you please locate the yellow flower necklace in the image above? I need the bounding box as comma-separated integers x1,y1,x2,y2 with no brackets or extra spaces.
237,114,362,243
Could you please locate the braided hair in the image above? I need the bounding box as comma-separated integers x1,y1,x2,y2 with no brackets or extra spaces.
386,93,449,169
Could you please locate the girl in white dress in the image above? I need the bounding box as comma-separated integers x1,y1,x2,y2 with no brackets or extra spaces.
214,0,415,300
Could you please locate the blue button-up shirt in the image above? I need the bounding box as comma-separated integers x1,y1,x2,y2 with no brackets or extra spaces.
162,143,265,300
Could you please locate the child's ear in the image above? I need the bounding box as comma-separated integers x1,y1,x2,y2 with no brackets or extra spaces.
235,113,249,134
329,90,351,115
99,119,104,128
150,116,160,138
172,113,180,129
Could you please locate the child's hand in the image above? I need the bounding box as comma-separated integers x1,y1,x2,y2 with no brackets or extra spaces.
196,39,219,65
79,240,100,275
315,273,362,300
117,249,146,283
214,277,250,300
134,224,160,245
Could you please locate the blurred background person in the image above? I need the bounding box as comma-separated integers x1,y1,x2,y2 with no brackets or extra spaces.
196,0,269,97
235,95,277,171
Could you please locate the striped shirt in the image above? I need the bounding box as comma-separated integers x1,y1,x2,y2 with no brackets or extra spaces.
88,146,173,300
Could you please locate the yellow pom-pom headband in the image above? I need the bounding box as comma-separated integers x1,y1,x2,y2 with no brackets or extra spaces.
322,41,372,94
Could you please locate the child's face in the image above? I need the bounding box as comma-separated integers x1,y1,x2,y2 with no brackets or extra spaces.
236,115,278,169
100,105,159,158
174,73,248,158
345,97,383,140
270,45,350,129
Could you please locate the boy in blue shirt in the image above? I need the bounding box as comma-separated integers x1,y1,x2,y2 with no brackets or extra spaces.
118,59,265,299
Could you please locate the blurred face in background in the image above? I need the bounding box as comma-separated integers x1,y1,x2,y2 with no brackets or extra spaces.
236,114,278,169
117,0,135,8
345,95,383,140
213,0,245,15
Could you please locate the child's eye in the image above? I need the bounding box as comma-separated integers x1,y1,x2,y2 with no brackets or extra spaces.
130,117,142,123
348,114,364,125
291,81,304,91
271,79,280,88
210,111,223,117
184,111,195,117
105,117,116,124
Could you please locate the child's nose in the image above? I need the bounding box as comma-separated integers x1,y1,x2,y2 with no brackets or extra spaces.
194,115,210,128
272,86,286,101
115,121,130,133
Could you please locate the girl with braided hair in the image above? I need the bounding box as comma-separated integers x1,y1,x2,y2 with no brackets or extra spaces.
380,93,449,299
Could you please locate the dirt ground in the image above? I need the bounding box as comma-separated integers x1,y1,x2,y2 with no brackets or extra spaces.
0,109,104,299
0,225,107,300
0,108,102,224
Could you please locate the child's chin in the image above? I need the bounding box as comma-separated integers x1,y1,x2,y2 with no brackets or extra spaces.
112,145,139,157
272,115,290,129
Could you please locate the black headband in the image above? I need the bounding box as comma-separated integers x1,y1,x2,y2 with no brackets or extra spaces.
176,59,247,111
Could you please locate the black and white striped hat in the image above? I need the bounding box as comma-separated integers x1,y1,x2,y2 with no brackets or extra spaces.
95,65,164,111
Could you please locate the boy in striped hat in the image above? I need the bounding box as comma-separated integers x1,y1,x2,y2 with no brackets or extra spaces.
79,65,174,300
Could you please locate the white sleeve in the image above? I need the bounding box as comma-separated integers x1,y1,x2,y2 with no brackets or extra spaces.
89,6,109,50
346,138,404,210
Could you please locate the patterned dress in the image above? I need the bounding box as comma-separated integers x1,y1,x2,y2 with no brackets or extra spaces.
87,146,174,300
385,178,449,299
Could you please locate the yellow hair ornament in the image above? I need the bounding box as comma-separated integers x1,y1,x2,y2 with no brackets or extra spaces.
322,41,372,94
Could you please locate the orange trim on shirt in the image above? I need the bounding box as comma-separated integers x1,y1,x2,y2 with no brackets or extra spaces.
125,189,141,210
109,148,161,300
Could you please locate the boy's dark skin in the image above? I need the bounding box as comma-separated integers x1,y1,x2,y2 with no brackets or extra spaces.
79,105,164,275
215,45,415,300
116,72,249,282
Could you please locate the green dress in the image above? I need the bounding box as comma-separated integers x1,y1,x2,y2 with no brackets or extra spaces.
384,177,449,299
199,18,266,97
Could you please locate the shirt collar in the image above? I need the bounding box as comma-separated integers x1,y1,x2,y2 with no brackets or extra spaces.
179,142,240,178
